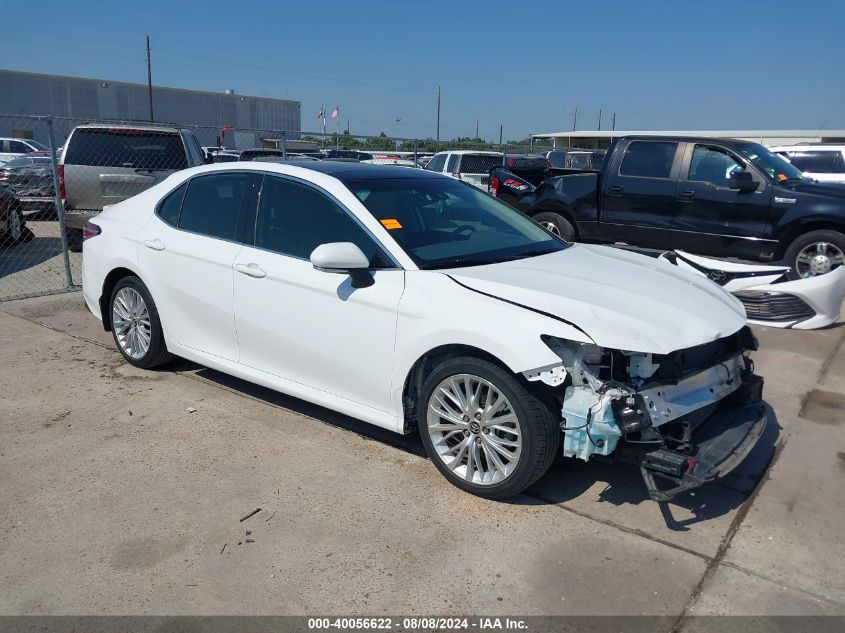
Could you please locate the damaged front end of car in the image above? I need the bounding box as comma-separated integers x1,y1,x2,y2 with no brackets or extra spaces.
526,327,766,502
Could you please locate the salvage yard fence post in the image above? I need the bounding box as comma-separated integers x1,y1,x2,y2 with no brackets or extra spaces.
46,117,74,290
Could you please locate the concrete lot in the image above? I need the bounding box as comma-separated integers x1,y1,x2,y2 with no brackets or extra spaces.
0,220,81,302
0,292,843,624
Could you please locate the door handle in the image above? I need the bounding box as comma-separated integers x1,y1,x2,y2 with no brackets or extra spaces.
235,263,267,278
607,185,624,195
143,239,165,251
678,190,695,200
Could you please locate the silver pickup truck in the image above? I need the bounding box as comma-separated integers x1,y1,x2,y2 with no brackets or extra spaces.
59,124,207,250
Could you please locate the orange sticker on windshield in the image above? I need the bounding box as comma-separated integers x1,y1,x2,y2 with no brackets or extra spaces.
380,218,403,229
776,173,788,181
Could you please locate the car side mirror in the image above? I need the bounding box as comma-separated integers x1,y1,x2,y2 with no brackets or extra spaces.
310,242,374,288
729,170,757,193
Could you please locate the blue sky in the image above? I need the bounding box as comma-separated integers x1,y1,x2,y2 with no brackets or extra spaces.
2,0,843,140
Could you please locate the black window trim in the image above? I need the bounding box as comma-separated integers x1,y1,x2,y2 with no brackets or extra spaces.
245,171,403,270
153,171,260,244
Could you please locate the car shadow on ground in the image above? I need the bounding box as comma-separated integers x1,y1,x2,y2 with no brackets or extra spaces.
0,233,61,278
183,360,779,530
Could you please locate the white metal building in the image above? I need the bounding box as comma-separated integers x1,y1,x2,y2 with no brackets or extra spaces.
530,130,845,149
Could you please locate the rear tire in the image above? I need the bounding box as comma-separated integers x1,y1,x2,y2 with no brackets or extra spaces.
418,356,560,500
109,276,174,369
783,230,845,280
533,212,575,241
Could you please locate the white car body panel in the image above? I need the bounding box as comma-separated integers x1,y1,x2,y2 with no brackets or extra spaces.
663,250,845,329
233,245,406,417
448,244,747,354
83,162,753,439
137,214,243,361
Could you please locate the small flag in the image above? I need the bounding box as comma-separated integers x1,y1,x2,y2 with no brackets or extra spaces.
331,106,339,118
317,109,323,120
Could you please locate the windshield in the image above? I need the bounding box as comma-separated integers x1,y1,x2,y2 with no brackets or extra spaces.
739,143,804,182
344,177,567,269
26,140,48,151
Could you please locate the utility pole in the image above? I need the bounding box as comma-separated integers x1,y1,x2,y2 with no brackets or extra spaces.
145,35,154,121
612,112,616,131
597,109,602,131
499,124,503,147
475,119,479,140
436,85,441,141
572,107,578,131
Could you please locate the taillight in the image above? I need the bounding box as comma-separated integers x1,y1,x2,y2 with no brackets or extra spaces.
82,222,101,241
489,176,500,197
57,164,66,200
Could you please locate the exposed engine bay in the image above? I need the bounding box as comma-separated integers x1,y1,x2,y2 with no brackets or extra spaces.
525,326,766,501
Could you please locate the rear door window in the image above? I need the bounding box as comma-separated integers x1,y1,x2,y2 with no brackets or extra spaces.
156,182,188,227
425,154,446,172
458,154,503,174
446,154,459,173
619,141,678,178
64,129,189,170
178,173,257,241
786,151,845,174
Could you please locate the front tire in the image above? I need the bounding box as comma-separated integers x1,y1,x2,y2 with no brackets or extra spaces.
109,276,173,369
533,211,575,241
418,356,560,499
783,230,845,280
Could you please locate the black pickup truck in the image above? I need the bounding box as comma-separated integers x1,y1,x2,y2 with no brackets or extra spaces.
490,136,845,278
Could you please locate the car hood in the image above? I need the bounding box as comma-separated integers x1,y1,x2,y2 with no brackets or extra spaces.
782,180,845,199
446,244,747,354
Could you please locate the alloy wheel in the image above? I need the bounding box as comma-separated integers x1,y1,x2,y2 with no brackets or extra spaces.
540,221,561,237
9,209,22,242
112,287,152,359
795,241,845,278
426,373,522,485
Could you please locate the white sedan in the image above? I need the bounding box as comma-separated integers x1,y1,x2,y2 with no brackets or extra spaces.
82,161,766,501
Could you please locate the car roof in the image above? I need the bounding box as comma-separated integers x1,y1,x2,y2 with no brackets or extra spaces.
769,145,845,152
434,150,502,156
187,160,445,181
73,123,184,133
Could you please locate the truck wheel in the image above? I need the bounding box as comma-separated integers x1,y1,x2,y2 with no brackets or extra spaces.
783,230,845,280
418,356,560,500
534,212,575,241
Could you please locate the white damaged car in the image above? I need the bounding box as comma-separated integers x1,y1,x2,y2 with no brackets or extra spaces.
81,161,766,501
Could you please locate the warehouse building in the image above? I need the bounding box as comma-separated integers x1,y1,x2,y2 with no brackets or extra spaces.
0,68,301,148
531,129,845,149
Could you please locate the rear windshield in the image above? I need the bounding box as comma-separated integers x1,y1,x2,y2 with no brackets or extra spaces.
785,151,845,174
458,154,503,174
64,129,187,170
506,157,547,170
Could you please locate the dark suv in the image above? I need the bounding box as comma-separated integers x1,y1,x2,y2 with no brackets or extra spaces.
59,124,206,250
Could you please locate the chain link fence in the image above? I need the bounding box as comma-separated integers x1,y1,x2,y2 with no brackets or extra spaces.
0,113,553,302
